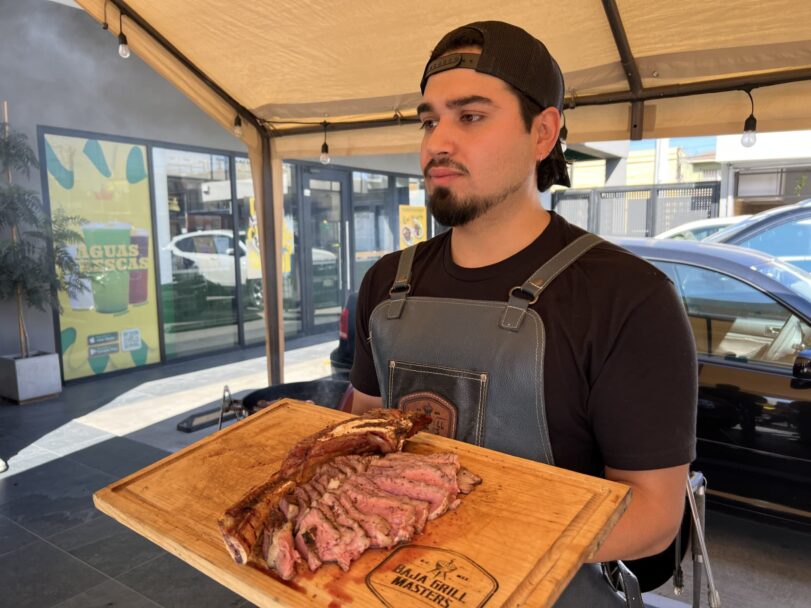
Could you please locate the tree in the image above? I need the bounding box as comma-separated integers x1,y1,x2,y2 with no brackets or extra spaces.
0,112,86,359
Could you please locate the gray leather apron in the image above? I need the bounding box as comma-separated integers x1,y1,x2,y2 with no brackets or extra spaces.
369,234,643,608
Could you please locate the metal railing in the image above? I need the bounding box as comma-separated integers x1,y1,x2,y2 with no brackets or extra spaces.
552,181,721,237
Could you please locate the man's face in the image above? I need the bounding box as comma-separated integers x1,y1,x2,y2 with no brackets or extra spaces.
418,52,539,227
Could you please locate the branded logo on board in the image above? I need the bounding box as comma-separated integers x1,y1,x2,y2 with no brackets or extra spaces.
366,545,498,608
398,392,458,438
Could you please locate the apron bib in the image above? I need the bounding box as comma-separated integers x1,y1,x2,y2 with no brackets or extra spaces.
369,234,642,608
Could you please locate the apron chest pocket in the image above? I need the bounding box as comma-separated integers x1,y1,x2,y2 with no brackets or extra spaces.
387,360,489,445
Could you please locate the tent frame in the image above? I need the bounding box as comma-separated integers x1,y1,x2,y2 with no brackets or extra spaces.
97,0,811,384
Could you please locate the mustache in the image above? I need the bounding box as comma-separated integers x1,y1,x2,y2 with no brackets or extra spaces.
423,158,469,178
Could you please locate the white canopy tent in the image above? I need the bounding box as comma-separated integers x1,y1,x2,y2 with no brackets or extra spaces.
73,0,811,381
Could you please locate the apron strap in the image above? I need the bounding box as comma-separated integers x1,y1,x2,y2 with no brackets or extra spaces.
500,234,604,331
386,244,419,319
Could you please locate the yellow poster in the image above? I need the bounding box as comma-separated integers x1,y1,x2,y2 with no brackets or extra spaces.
246,196,263,272
399,205,428,249
44,133,161,380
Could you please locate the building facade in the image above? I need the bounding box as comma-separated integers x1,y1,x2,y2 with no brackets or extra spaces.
1,0,427,381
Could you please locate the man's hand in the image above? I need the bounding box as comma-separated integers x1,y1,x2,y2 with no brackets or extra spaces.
350,386,383,414
589,464,688,563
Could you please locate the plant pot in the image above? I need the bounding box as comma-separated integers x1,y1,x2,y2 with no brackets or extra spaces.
0,352,62,403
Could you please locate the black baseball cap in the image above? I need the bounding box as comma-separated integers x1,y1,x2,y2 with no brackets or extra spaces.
420,21,565,113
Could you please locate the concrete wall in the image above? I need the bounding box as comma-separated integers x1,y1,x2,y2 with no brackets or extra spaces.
0,0,246,356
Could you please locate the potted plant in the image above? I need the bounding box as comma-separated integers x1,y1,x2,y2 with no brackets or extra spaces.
0,110,86,402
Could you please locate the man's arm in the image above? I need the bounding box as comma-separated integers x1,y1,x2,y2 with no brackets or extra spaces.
350,386,383,414
588,464,687,563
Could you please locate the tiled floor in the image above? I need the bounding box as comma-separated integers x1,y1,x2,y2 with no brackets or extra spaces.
0,338,336,608
0,437,252,608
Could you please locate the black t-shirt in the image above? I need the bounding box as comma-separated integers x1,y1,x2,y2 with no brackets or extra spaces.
350,212,697,476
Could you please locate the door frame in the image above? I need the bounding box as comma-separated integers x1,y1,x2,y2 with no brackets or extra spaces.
299,166,352,335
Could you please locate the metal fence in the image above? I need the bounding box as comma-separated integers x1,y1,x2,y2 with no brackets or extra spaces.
552,181,721,237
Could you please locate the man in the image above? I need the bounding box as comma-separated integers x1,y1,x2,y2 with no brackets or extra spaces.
350,21,696,606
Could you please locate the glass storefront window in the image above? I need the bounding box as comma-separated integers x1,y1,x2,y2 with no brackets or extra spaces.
153,147,238,358
395,176,426,207
352,172,391,286
42,128,428,379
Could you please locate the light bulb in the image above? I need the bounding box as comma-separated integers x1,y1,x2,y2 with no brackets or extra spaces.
741,131,756,147
118,33,130,59
320,142,331,165
741,114,757,148
233,116,243,138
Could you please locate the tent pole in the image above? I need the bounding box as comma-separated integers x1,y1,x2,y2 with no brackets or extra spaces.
260,134,283,385
601,0,645,140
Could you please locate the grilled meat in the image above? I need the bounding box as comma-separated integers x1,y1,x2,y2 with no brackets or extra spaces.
220,409,478,580
279,409,432,482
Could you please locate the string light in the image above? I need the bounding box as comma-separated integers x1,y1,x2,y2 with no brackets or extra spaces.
117,10,130,59
741,90,757,148
319,121,331,165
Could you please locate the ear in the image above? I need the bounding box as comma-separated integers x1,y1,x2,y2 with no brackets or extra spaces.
532,108,561,161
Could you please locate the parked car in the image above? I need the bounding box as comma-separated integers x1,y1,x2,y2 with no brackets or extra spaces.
615,237,811,528
169,230,339,309
169,230,263,306
654,215,750,241
331,240,811,527
704,198,811,272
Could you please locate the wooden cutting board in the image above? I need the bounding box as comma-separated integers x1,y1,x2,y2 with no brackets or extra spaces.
93,400,630,608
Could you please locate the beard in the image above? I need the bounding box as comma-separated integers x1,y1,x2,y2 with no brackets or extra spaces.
428,180,523,227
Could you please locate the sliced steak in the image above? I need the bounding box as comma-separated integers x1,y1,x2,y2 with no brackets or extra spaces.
296,504,369,571
262,515,301,581
334,491,395,548
280,409,432,482
300,482,321,505
339,477,421,542
333,454,372,474
366,472,454,520
368,459,460,495
294,518,323,572
221,409,484,582
457,467,483,494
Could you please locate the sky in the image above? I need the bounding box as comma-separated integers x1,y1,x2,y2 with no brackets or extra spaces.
629,136,716,156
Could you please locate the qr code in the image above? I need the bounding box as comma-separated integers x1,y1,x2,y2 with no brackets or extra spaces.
121,328,142,352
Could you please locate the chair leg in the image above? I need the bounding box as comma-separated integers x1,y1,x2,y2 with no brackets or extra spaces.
686,472,721,608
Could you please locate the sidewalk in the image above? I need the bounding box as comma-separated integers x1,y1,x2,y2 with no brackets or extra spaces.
0,338,336,608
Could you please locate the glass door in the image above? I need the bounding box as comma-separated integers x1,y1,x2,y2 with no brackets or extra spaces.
301,168,349,333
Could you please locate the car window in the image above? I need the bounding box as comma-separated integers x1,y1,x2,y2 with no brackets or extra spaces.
663,262,811,367
693,226,726,240
174,236,195,253
192,235,217,254
736,217,811,258
213,235,232,255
